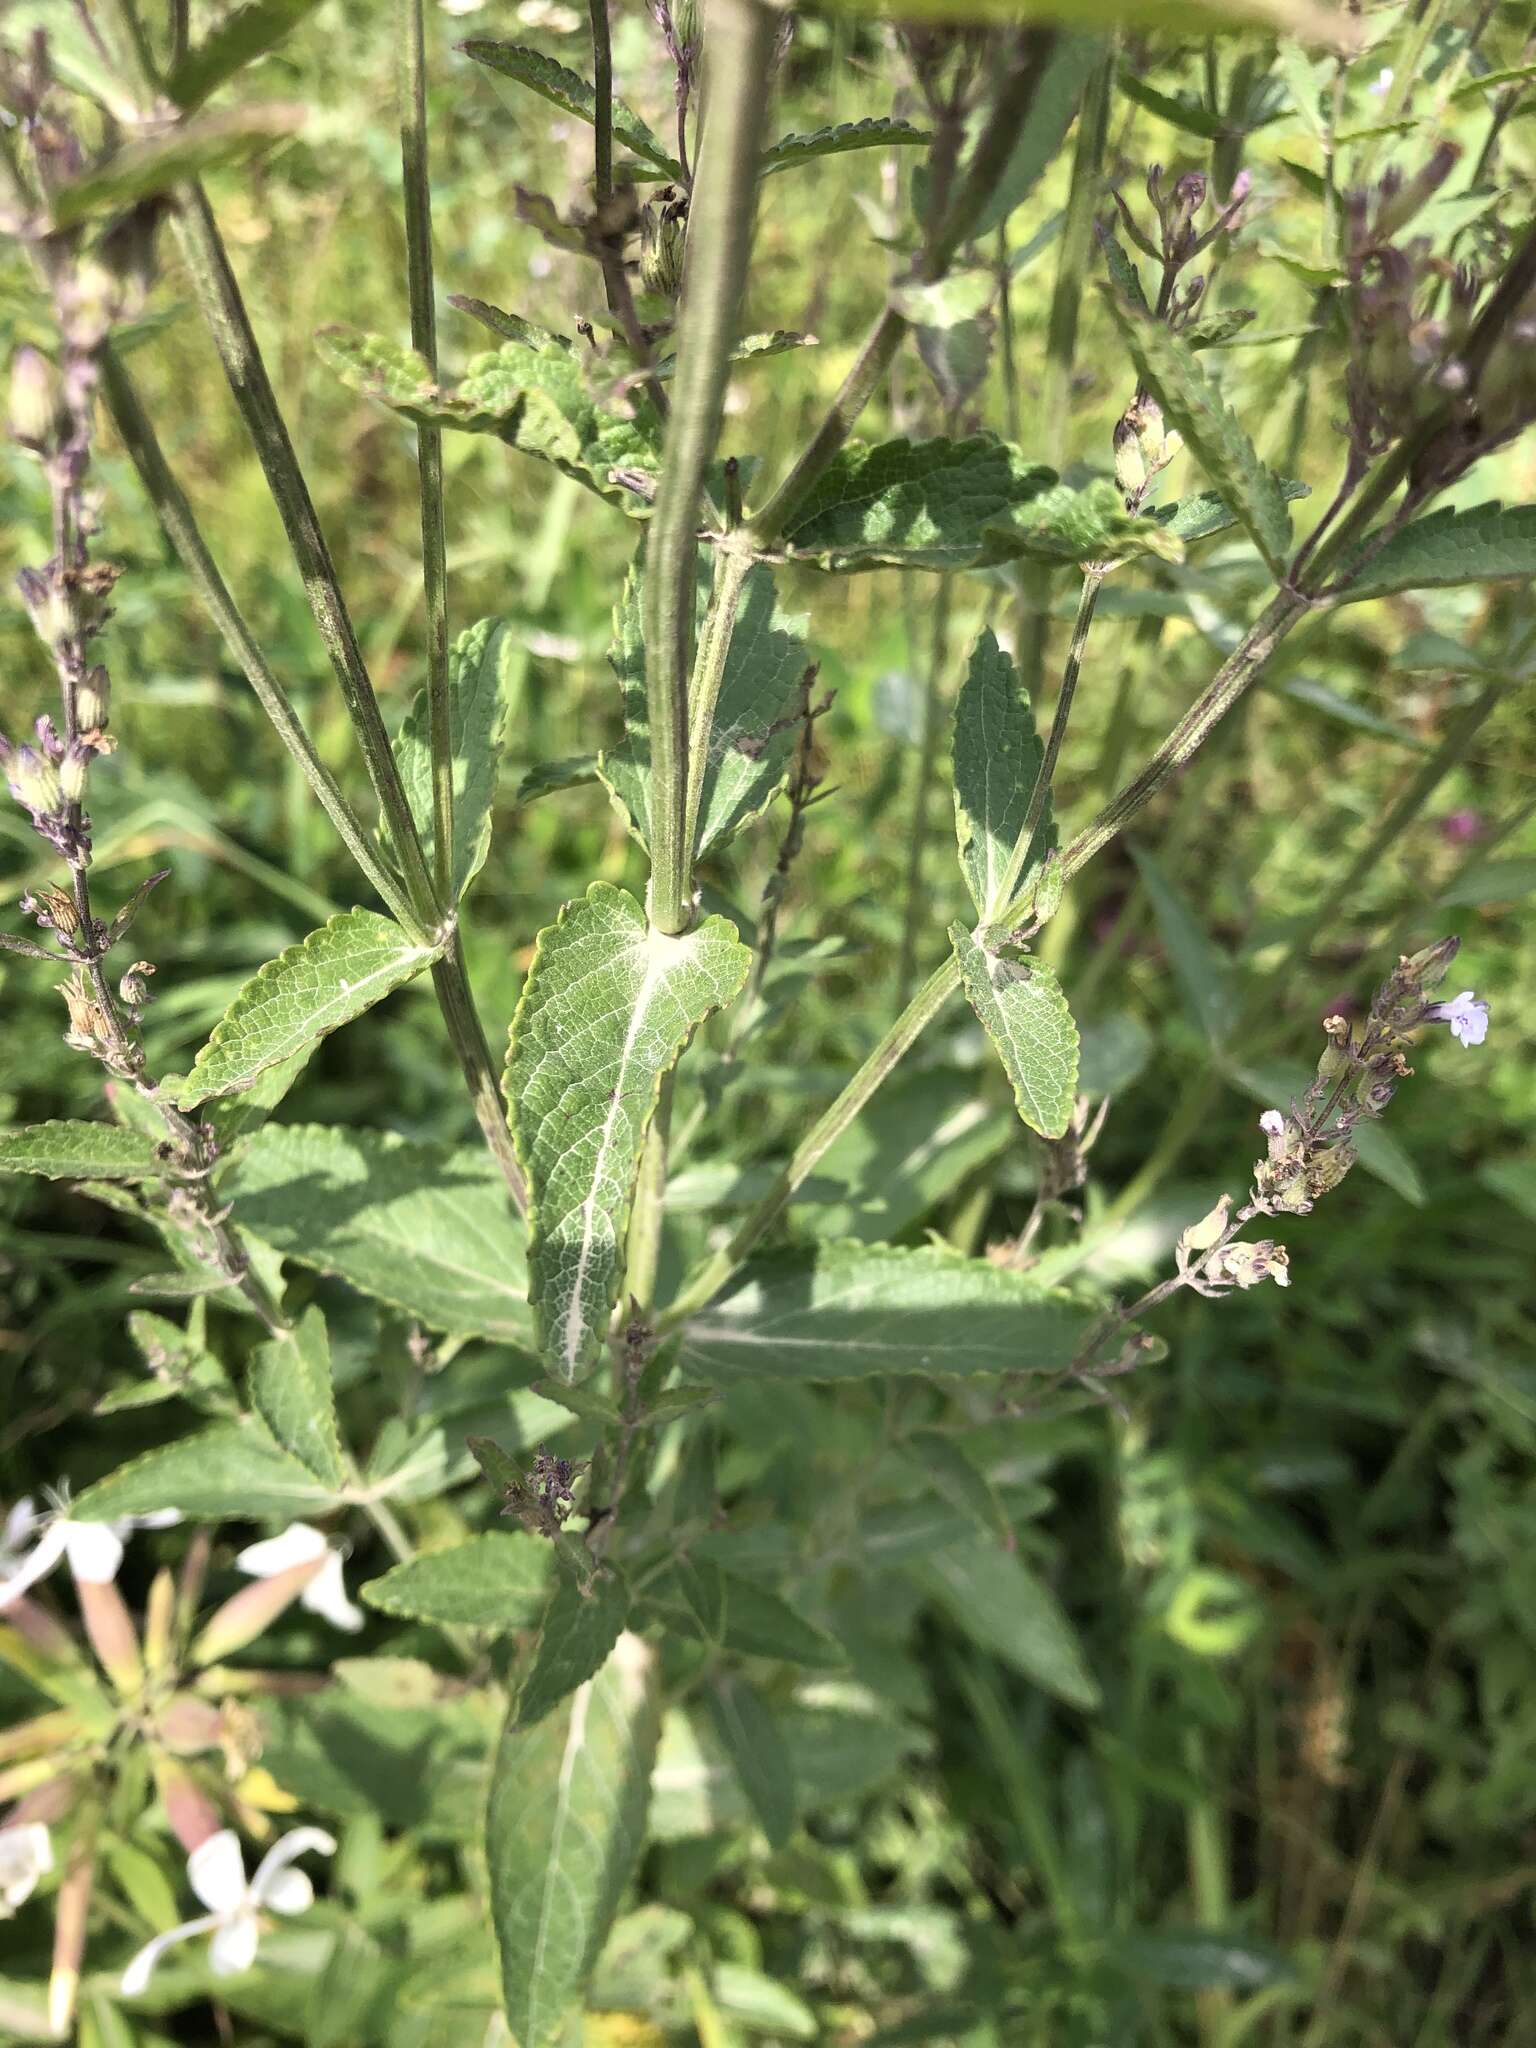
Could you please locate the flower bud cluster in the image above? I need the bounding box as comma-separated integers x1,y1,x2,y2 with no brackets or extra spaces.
1112,164,1252,319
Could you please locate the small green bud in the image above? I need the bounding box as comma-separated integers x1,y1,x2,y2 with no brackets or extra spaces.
9,346,66,452
7,746,61,816
640,186,688,299
671,0,702,55
1113,415,1147,498
58,746,89,804
76,667,110,733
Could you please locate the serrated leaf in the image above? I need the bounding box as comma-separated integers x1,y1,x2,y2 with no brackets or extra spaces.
781,436,1171,572
1154,477,1310,544
177,910,438,1108
506,883,750,1379
952,628,1054,920
706,1675,797,1848
951,926,1079,1139
460,40,681,177
71,1418,341,1522
655,330,817,379
1117,67,1226,137
650,1701,920,1841
361,1533,553,1631
389,617,520,902
319,327,662,515
487,1632,661,2048
660,1563,842,1668
224,1123,531,1343
974,35,1100,238
204,1042,315,1151
449,292,572,352
1130,845,1238,1045
50,105,303,228
915,1540,1099,1710
517,1571,630,1728
248,1304,344,1489
1332,503,1536,601
761,115,930,175
599,552,809,858
680,1242,1096,1383
1103,296,1293,576
0,1121,164,1182
166,0,326,109
516,754,601,804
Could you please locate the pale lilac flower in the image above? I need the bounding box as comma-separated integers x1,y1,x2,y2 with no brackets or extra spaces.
235,1524,363,1633
121,1827,335,1994
0,1823,52,1916
1425,989,1489,1048
1259,1110,1285,1138
0,1490,180,1610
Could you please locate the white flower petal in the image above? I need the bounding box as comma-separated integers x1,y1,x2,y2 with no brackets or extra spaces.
1259,1110,1285,1137
2,1498,38,1556
0,1822,53,1911
257,1867,314,1916
121,1914,222,1996
300,1551,364,1633
188,1830,248,1914
62,1519,125,1585
130,1508,184,1531
0,1519,69,1609
236,1524,328,1578
249,1826,336,1910
208,1909,261,1978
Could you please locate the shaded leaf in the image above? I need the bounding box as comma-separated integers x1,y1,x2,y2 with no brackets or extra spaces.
1154,477,1311,544
916,1540,1100,1710
390,617,520,902
1332,503,1536,600
516,1571,630,1728
650,1701,921,1840
663,1563,842,1668
50,105,303,227
1113,1928,1297,1990
1131,845,1239,1045
974,35,1100,238
0,1121,164,1182
516,754,601,805
167,0,326,109
460,40,680,176
951,925,1079,1139
706,1675,797,1848
248,1304,344,1489
761,116,930,174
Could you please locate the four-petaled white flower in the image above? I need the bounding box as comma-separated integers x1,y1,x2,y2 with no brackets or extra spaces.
1426,989,1489,1049
121,1827,335,1993
0,1823,52,1917
235,1523,363,1633
0,1490,181,1610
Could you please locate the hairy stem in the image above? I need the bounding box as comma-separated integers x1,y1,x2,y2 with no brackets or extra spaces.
894,572,952,1005
995,567,1103,918
681,546,753,863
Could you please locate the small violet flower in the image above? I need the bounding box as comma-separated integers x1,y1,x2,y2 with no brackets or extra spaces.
235,1523,363,1634
0,1823,52,1917
1425,988,1489,1048
0,1490,180,1611
121,1827,335,1994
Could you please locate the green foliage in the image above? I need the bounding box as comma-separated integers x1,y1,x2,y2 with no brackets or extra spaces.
389,618,520,903
1332,502,1536,599
0,1120,164,1180
951,924,1080,1139
166,0,329,110
247,1304,344,1488
361,1534,552,1631
48,105,303,226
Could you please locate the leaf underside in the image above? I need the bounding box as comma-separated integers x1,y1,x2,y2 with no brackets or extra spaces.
951,923,1080,1139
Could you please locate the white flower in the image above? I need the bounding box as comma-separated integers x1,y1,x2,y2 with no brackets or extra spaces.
0,1823,52,1917
0,1490,181,1610
235,1524,363,1633
121,1827,335,1995
1425,989,1489,1048
1259,1110,1285,1138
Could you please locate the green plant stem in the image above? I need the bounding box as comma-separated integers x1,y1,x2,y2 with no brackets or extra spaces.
98,349,417,932
642,0,773,934
681,546,753,863
587,0,614,199
626,1073,672,1315
996,568,1103,917
431,928,529,1211
894,573,952,1006
398,0,453,911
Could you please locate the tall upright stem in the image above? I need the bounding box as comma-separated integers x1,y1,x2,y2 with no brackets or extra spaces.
642,0,774,934
996,568,1103,917
894,573,952,1005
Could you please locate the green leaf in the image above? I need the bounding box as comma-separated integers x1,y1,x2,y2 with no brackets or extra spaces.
812,0,1352,46
951,926,1079,1139
706,1675,797,1848
660,1562,842,1668
516,1571,631,1728
650,1701,921,1840
460,41,681,176
487,1632,662,2048
49,105,304,228
0,1120,164,1182
361,1533,552,1630
205,1043,317,1150
809,1071,1010,1243
1102,295,1293,576
225,1123,532,1343
762,115,929,175
1130,845,1239,1045
680,1242,1096,1383
1332,503,1536,601
1113,1928,1297,1990
72,1417,341,1522
1116,67,1226,137
951,629,1054,920
516,754,602,805
599,552,809,858
973,35,1100,238
318,328,663,515
1154,479,1310,544
389,617,520,902
506,883,750,1379
916,1540,1100,1710
713,1965,819,2038
248,1305,344,1489
166,0,327,109
781,436,1172,572
1440,856,1536,908
177,910,438,1108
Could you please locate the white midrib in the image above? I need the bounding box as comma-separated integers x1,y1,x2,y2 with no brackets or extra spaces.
526,1676,592,2036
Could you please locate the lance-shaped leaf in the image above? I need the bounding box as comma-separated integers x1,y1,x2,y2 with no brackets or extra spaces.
361,1534,552,1631
507,885,750,1379
973,34,1100,238
680,1242,1095,1383
516,1571,630,1728
1103,295,1293,577
952,629,1054,921
176,911,439,1108
487,1631,662,2048
706,1675,797,1849
761,116,930,175
1131,845,1238,1046
0,1121,165,1183
780,436,1173,572
1331,502,1536,600
599,553,808,858
318,328,662,515
49,104,304,228
224,1124,531,1345
914,1540,1099,1711
951,925,1079,1139
72,1418,341,1522
1154,477,1310,545
248,1305,344,1489
460,41,681,177
389,617,520,902
166,0,328,109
